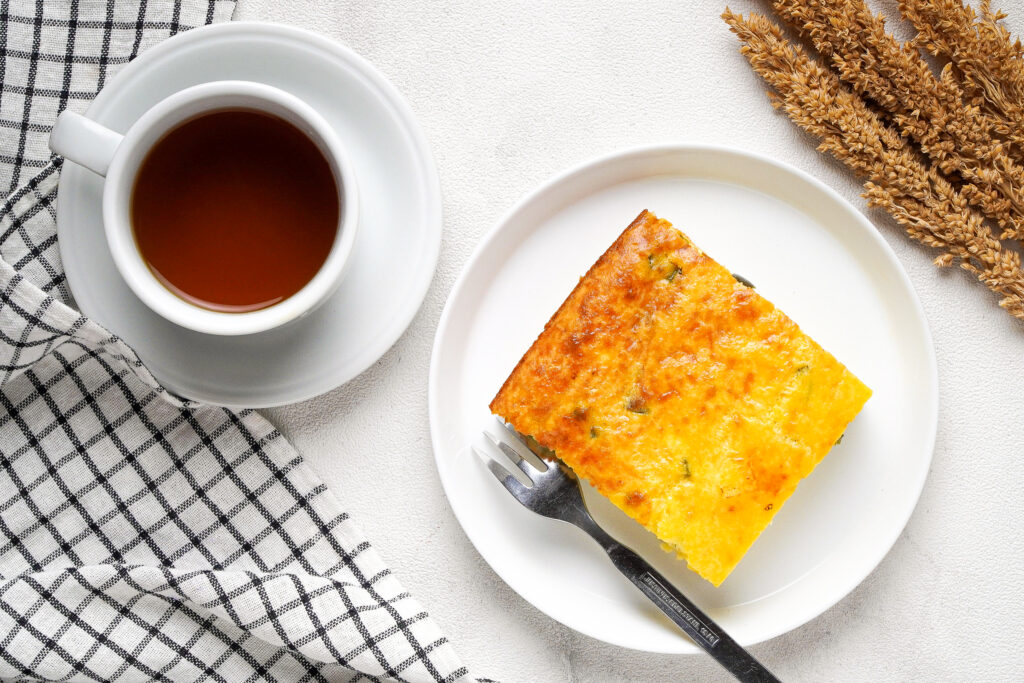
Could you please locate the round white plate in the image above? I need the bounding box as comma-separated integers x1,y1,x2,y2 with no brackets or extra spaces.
429,145,937,653
56,22,441,408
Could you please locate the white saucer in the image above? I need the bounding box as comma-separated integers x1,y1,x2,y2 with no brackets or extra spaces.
56,22,441,408
429,145,938,653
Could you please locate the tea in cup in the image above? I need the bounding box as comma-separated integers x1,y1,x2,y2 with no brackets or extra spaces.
49,80,358,336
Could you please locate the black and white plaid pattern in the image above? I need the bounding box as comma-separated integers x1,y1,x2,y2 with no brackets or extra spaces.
0,2,473,680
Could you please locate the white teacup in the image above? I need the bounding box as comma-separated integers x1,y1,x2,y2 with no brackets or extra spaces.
49,80,358,336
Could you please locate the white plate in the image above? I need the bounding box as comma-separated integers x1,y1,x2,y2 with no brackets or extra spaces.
429,145,937,653
56,22,441,408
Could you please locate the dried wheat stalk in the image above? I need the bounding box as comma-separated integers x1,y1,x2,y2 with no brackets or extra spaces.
900,0,1024,155
722,9,1024,319
771,0,1024,242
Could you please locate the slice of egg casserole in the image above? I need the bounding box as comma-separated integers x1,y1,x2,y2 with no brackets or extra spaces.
490,210,872,586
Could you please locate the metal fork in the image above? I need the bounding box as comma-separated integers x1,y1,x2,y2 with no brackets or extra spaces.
477,427,781,683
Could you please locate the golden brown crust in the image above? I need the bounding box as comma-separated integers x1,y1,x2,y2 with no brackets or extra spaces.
490,210,872,586
489,210,657,416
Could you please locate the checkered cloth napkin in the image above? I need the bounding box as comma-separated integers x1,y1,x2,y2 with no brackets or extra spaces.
0,2,475,681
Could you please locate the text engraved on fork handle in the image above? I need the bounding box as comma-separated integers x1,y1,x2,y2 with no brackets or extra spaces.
601,541,782,683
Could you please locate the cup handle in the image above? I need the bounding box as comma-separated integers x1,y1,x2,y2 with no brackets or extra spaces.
49,111,124,177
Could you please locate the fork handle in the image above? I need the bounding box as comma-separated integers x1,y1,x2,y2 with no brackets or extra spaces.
601,541,780,682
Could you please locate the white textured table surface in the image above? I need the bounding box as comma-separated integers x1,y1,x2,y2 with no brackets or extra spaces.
237,1,1024,680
